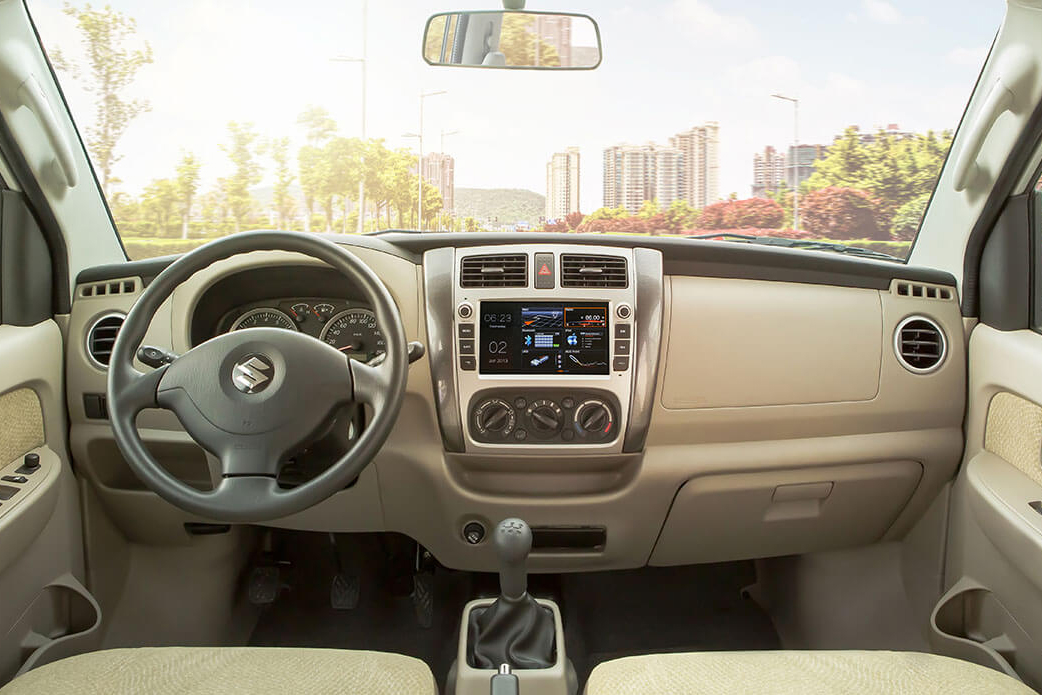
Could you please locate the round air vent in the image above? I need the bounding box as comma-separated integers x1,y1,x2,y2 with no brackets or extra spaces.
86,313,126,368
894,316,946,374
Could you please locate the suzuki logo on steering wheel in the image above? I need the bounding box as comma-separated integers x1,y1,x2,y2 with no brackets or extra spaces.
232,354,275,394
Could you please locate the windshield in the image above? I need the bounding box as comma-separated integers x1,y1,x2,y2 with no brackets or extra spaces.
29,1,1002,261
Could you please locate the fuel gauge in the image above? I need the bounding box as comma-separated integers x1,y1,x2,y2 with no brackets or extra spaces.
313,302,337,323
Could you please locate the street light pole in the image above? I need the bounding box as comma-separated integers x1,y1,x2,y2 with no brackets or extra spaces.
331,0,368,234
417,90,447,230
771,93,800,231
441,128,460,153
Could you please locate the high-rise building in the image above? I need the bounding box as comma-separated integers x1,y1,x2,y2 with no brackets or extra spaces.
785,144,827,189
670,122,719,208
421,152,455,215
533,14,572,67
752,146,786,198
845,123,914,145
545,147,581,222
603,143,683,215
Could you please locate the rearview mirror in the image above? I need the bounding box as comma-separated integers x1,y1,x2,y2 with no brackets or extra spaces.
423,11,602,70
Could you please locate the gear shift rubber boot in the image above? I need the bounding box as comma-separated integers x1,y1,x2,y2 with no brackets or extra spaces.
467,518,556,669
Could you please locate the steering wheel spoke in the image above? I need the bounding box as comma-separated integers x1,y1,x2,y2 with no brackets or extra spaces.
350,358,392,409
110,363,169,416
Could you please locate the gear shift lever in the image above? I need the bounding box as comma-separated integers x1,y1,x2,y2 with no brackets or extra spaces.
495,518,531,600
467,518,555,670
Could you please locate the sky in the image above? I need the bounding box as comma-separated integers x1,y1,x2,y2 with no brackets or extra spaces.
28,0,1005,214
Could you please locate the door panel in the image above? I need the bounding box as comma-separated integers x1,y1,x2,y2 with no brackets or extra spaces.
0,320,92,684
943,325,1042,688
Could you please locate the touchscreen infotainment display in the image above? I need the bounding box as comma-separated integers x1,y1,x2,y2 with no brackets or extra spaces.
479,302,610,375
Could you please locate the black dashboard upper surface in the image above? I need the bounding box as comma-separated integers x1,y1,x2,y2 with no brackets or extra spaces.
78,231,958,292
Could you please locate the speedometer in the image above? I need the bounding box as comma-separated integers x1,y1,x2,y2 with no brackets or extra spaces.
319,309,385,361
230,308,298,332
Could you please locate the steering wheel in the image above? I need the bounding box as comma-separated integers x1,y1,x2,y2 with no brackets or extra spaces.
107,232,409,522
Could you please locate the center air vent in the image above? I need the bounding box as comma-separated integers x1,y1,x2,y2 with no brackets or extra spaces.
561,254,628,288
87,313,125,368
460,254,528,288
894,316,946,374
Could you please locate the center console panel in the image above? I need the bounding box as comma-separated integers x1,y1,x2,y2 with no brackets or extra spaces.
423,244,663,456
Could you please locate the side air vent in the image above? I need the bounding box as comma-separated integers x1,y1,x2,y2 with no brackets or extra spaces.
80,279,137,298
86,313,125,368
460,254,528,288
894,281,953,301
560,254,628,288
894,316,946,374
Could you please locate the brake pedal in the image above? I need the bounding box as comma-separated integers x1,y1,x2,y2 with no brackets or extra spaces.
248,565,282,605
331,572,360,610
329,533,360,610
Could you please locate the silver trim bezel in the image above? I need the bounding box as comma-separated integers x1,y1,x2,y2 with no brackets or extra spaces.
893,315,948,375
85,311,127,370
451,244,650,455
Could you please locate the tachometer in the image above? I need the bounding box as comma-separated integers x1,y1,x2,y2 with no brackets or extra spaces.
319,309,385,361
230,308,298,332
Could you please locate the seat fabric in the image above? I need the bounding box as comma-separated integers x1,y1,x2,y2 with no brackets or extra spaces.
0,647,437,695
585,650,1035,695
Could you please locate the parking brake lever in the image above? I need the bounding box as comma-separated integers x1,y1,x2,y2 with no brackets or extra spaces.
490,664,519,695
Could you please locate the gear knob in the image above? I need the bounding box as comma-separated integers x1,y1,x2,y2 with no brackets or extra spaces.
494,518,532,599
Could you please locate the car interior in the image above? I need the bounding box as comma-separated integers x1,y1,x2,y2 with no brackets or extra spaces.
1,0,1042,693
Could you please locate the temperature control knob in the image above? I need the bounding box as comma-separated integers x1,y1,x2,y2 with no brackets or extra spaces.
526,399,563,438
474,399,517,438
574,400,615,441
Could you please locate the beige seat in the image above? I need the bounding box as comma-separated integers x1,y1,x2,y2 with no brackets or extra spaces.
0,647,436,695
585,650,1035,694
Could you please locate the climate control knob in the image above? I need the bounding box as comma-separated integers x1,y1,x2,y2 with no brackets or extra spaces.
574,400,615,440
474,398,516,438
526,399,563,438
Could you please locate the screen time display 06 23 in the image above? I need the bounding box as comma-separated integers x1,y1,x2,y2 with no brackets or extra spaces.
479,302,610,375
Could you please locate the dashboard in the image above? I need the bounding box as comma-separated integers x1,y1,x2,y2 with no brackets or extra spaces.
67,234,968,574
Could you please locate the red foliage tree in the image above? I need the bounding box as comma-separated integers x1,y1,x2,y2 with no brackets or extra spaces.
801,187,884,240
564,211,585,230
541,220,569,233
698,198,785,230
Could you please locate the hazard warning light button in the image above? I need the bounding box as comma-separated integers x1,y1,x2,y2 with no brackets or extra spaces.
534,253,555,289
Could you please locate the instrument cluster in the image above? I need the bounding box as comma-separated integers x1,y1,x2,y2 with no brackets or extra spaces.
218,298,385,363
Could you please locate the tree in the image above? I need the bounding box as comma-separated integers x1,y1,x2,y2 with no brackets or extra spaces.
499,14,561,67
891,192,931,241
663,200,700,233
174,152,201,239
422,181,444,229
564,211,585,230
326,137,364,234
801,187,884,240
221,122,262,234
140,178,177,236
806,128,952,231
699,198,784,230
267,137,295,230
637,200,661,219
297,107,337,233
298,105,337,144
53,3,153,196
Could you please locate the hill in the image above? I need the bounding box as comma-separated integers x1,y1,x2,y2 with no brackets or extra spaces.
454,188,545,226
